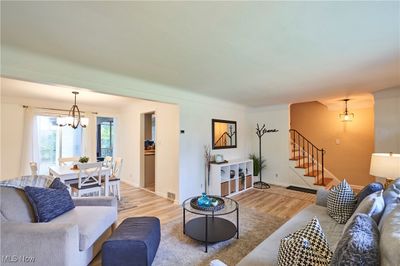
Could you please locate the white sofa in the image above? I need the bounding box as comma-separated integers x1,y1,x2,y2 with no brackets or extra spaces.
0,186,118,266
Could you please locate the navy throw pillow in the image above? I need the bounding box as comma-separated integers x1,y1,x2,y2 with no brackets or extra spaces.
24,186,75,222
356,182,384,207
330,214,380,266
49,178,68,190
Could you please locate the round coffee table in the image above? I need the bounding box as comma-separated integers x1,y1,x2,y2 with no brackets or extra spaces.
182,196,239,252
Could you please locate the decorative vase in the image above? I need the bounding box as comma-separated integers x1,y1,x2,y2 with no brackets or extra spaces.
230,170,235,179
197,193,211,207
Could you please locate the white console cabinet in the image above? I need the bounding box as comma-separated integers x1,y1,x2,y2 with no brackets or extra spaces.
209,159,253,197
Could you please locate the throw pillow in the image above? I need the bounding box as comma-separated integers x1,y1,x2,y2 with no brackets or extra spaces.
331,214,380,266
278,217,332,266
343,190,385,232
383,180,400,205
379,204,400,265
49,177,68,190
327,179,356,224
355,182,384,208
24,186,75,222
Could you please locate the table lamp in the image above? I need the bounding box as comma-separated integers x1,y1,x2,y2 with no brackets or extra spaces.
370,153,400,187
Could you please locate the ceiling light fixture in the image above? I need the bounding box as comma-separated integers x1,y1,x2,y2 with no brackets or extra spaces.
57,91,88,129
339,99,354,122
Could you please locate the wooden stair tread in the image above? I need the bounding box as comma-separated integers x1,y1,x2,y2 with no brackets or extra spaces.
314,178,333,187
304,170,322,177
289,156,307,161
295,163,313,169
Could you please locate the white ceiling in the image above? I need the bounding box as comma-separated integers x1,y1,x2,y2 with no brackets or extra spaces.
1,1,399,106
1,77,137,109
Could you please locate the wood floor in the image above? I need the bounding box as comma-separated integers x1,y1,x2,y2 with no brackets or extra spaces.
91,182,316,265
117,181,316,226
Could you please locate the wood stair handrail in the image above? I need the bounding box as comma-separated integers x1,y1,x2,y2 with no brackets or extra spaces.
289,129,326,186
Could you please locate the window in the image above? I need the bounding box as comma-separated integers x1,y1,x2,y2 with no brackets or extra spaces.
37,115,83,173
96,117,114,160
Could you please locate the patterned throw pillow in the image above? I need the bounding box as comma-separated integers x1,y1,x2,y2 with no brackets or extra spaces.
24,186,75,222
327,180,356,224
278,217,333,266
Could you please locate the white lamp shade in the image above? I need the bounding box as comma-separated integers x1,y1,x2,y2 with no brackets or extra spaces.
370,153,400,179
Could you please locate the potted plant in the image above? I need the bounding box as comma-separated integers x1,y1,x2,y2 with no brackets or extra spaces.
79,156,89,164
249,153,266,180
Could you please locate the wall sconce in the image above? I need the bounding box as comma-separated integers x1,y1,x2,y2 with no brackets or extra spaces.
339,99,354,122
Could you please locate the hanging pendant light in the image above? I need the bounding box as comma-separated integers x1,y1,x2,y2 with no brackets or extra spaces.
339,99,354,122
57,91,88,129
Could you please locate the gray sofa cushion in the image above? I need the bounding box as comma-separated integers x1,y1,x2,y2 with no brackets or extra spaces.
331,214,380,266
379,203,400,266
50,206,117,251
237,205,343,266
383,181,400,205
0,187,35,222
356,182,384,208
344,190,385,232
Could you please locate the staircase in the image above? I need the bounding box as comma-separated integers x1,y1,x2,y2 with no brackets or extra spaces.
289,129,333,188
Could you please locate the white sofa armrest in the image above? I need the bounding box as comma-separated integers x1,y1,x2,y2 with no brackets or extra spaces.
1,222,80,266
72,196,117,207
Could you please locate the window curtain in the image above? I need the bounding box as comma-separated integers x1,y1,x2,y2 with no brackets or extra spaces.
19,107,39,176
82,113,97,162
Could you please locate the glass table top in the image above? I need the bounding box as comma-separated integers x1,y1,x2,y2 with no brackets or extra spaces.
182,196,238,216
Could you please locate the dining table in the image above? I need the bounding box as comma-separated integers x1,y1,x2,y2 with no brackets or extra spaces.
48,165,112,196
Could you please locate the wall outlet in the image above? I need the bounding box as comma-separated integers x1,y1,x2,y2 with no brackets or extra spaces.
167,192,176,201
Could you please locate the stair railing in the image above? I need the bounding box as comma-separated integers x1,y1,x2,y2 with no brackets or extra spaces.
289,129,326,185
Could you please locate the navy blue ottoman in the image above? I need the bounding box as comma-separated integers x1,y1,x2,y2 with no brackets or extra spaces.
102,217,161,266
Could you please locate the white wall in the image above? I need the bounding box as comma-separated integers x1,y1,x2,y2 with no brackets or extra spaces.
1,103,24,179
2,46,251,202
246,105,293,186
374,86,400,153
116,100,180,201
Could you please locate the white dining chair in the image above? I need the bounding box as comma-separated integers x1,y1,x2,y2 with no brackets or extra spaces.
70,162,102,197
103,156,113,168
104,157,122,200
58,157,80,166
29,162,38,177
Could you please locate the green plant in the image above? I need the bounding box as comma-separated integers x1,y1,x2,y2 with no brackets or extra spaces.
79,156,89,163
249,153,266,176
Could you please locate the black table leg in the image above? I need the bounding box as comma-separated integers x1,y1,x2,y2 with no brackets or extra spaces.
237,207,239,239
183,208,186,234
205,215,208,253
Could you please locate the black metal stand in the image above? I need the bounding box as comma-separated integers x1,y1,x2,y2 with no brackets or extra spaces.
253,124,278,190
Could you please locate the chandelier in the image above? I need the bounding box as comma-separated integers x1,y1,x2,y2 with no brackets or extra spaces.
57,91,88,129
339,99,354,122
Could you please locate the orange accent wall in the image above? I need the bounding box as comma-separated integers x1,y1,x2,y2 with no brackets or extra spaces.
290,101,374,186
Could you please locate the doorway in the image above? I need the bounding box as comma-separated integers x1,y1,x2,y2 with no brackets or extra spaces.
96,117,114,161
142,112,156,192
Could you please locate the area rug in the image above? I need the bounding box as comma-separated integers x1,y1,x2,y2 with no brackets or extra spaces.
153,208,286,266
